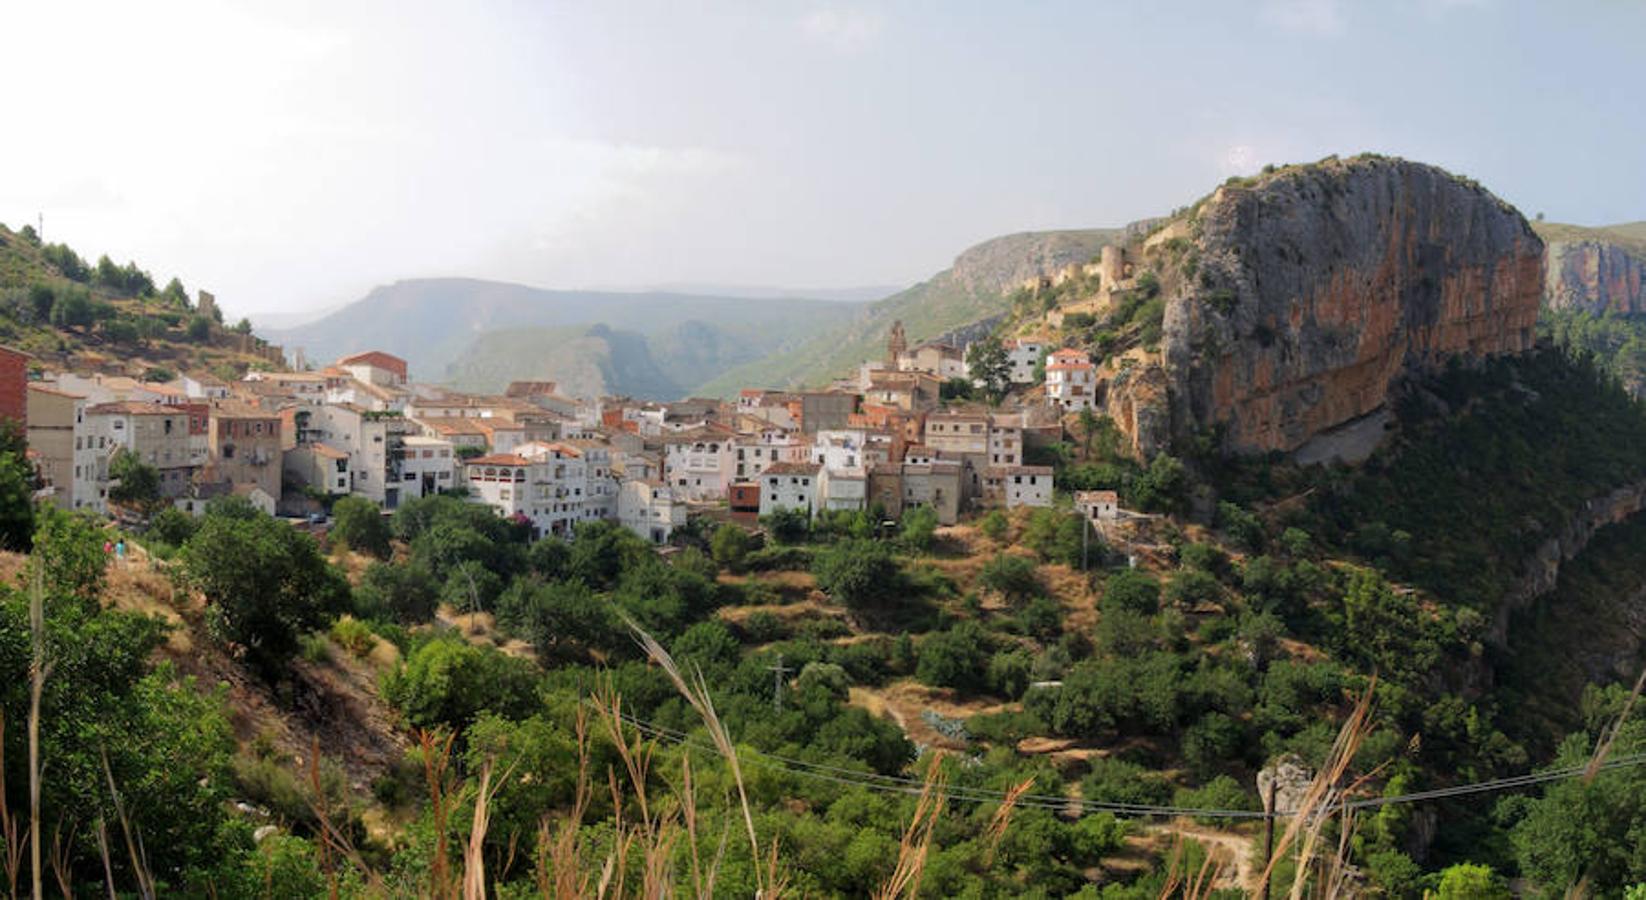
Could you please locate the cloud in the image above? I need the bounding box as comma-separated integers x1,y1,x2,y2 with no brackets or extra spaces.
1261,0,1346,36
799,6,886,52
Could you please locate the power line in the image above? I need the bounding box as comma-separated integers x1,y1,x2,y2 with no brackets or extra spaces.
613,710,1646,822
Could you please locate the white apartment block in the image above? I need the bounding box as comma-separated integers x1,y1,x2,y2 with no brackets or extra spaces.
1045,348,1097,412
759,461,818,518
618,479,687,544
663,430,736,501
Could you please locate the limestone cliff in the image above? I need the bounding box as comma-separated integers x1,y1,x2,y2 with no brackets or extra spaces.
1108,156,1544,456
1537,225,1646,315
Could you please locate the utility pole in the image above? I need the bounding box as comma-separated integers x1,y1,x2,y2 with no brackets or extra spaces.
768,653,792,712
1260,779,1277,900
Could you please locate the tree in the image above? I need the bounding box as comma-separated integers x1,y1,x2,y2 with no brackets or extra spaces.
187,314,212,342
762,507,811,545
977,552,1040,606
233,317,253,335
1434,863,1510,900
107,448,162,511
353,560,439,624
382,637,538,731
939,377,974,401
966,336,1011,404
710,523,754,572
161,276,189,307
899,504,939,554
331,495,391,558
0,429,35,551
180,509,351,673
812,538,900,612
146,505,199,548
32,507,106,602
1131,453,1189,514
49,285,95,328
916,621,990,692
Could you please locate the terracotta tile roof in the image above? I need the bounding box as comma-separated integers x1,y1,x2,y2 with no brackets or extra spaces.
86,401,178,416
763,461,820,476
466,454,532,467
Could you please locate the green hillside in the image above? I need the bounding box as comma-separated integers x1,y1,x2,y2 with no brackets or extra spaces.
0,222,280,378
695,228,1127,395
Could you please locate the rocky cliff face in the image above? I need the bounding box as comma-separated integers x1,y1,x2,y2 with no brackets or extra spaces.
1543,238,1646,315
1112,157,1544,456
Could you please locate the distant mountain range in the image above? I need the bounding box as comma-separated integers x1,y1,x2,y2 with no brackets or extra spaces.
267,230,1131,400
262,280,864,397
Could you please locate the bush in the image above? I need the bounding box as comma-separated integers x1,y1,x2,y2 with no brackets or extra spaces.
1172,775,1257,825
899,505,939,554
329,616,375,657
710,523,755,572
1164,569,1221,608
744,544,812,572
978,509,1009,541
1101,569,1160,615
812,538,900,612
762,507,811,545
916,621,990,692
331,496,391,558
977,553,1041,606
1021,508,1083,566
353,560,439,624
382,637,539,731
1217,501,1266,552
181,508,352,673
986,649,1034,699
1181,712,1245,777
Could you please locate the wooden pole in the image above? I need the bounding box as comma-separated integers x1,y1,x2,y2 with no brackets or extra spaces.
1261,779,1277,900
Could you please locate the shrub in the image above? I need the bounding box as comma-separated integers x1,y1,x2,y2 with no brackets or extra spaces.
1217,501,1266,552
1021,508,1083,566
382,637,538,731
986,649,1034,699
331,496,391,558
1172,775,1257,826
329,616,375,657
978,509,1009,541
353,560,439,624
977,553,1040,606
1101,569,1160,615
899,505,939,554
1164,569,1222,608
762,507,811,544
916,620,990,692
812,538,900,612
710,523,754,572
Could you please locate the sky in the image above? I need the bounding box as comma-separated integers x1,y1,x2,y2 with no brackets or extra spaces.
1,0,1642,324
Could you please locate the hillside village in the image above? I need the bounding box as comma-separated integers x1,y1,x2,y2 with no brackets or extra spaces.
17,306,1108,542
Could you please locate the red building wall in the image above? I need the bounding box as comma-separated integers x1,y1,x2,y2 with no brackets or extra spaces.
0,347,28,429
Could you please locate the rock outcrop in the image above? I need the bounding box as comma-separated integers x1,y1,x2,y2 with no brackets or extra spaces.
1111,156,1544,456
1542,236,1646,315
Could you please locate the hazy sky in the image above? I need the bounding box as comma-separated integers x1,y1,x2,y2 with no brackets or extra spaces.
2,0,1641,322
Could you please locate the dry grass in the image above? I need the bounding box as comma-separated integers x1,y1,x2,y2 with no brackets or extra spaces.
1255,676,1380,900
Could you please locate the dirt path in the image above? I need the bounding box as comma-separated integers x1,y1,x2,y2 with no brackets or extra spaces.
1148,821,1260,893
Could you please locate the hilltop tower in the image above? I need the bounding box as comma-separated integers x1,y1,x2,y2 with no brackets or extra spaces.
887,320,907,366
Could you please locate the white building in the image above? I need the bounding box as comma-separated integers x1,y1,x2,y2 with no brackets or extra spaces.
816,465,868,514
663,429,736,501
810,429,868,472
398,435,457,497
618,479,687,544
1076,489,1120,522
1004,338,1046,384
300,404,422,509
759,461,819,518
1045,348,1097,412
984,465,1056,509
731,429,807,482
